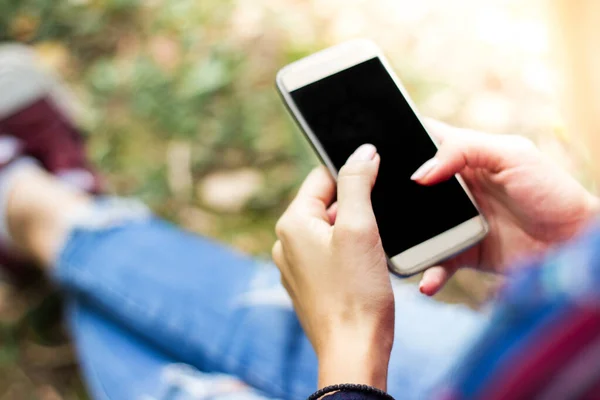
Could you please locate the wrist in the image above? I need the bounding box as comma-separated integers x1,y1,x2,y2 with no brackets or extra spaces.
317,324,393,391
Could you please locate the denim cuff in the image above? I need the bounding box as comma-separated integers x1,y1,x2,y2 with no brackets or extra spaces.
53,196,151,268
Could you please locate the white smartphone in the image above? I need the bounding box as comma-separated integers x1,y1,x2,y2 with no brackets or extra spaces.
276,39,488,276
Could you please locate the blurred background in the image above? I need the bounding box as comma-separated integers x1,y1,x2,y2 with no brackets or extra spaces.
0,0,594,398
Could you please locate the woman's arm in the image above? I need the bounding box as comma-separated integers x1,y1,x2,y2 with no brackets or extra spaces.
317,321,391,390
273,144,394,391
273,123,600,396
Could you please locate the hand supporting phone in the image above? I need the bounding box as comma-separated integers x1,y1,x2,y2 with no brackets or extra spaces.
276,39,487,276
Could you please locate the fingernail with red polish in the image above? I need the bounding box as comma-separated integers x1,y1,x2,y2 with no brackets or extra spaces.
348,144,377,163
411,158,439,181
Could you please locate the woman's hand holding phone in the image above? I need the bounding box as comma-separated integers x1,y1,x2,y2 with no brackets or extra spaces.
272,144,394,391
416,121,600,295
273,122,600,390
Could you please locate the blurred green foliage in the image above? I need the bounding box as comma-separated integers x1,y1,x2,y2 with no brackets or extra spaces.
2,0,325,246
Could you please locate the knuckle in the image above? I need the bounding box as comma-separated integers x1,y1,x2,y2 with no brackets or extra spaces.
271,242,284,267
443,135,462,148
503,134,534,149
334,220,381,251
274,219,284,238
275,216,292,239
335,218,377,239
513,135,536,151
338,162,371,179
437,136,463,158
505,135,538,157
335,221,361,238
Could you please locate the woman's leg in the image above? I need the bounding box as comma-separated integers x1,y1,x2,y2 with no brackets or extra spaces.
9,168,486,399
57,213,319,399
66,297,275,400
0,46,484,399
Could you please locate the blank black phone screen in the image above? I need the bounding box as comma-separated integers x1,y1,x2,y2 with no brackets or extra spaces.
290,57,478,257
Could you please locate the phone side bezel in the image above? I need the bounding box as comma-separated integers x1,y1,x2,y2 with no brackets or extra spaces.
275,39,488,277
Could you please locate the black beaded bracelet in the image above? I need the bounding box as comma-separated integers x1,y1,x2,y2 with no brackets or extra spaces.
308,384,394,400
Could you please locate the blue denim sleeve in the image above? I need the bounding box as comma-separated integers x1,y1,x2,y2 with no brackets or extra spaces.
434,220,600,399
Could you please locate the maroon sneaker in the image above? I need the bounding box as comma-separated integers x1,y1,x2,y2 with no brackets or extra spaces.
0,97,102,194
0,44,102,193
0,45,103,279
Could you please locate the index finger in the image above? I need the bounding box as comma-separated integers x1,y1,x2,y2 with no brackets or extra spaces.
423,118,456,144
292,166,336,214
